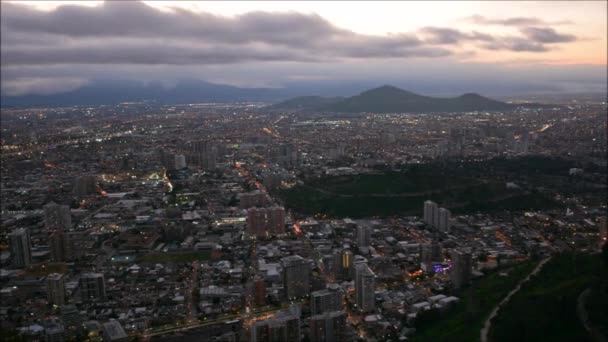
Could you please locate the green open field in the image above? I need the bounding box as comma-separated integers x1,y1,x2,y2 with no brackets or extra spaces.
489,252,607,342
410,260,536,342
280,156,572,218
138,251,211,264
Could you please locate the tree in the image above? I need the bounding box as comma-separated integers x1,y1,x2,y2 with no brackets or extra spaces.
0,329,27,342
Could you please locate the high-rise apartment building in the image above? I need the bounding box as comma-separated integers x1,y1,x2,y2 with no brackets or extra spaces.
356,225,372,252
267,206,286,235
50,230,68,262
247,206,286,237
281,255,310,300
355,263,375,312
424,200,451,232
420,243,434,274
247,208,267,237
61,305,83,336
423,200,438,227
188,140,218,170
309,310,348,342
450,249,472,289
311,284,343,315
47,273,66,306
252,306,301,342
9,228,32,268
438,208,451,232
332,250,353,281
80,273,106,301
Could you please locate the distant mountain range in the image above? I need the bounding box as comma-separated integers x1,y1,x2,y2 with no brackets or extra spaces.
0,80,295,107
2,80,546,112
271,85,515,113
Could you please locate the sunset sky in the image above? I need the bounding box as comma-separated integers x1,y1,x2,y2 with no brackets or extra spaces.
2,1,606,96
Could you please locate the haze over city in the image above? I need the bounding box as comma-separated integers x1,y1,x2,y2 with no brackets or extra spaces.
0,2,606,342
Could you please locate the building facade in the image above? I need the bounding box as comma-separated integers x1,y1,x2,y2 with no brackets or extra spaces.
9,228,32,268
355,263,375,312
311,285,343,315
47,273,66,306
450,249,472,289
281,255,310,300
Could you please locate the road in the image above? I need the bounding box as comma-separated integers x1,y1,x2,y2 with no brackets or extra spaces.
185,260,200,324
577,287,607,342
480,257,551,342
139,301,303,339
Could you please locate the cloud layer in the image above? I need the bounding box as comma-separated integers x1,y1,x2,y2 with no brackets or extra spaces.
1,1,580,67
0,1,592,96
1,1,452,66
466,15,571,27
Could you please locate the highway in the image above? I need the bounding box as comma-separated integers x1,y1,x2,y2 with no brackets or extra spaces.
138,301,304,339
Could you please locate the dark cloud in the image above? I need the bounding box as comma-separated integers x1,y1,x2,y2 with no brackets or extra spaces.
467,15,571,26
420,27,496,44
419,26,572,52
481,38,548,52
1,40,320,65
0,1,580,68
0,1,449,66
420,27,469,44
520,27,577,43
0,1,585,96
469,32,497,42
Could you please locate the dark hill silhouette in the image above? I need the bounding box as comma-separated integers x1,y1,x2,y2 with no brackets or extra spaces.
327,85,514,112
0,79,293,107
273,85,514,113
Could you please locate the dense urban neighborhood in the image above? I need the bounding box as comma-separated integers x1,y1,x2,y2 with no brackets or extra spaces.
1,99,606,341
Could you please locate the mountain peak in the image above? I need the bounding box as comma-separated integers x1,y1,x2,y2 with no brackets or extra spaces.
364,85,407,93
377,85,404,91
459,93,484,98
358,85,422,98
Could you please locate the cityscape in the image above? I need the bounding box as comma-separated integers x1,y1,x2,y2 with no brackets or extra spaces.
1,1,607,342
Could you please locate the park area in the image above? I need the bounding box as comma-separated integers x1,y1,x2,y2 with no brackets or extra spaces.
280,156,573,218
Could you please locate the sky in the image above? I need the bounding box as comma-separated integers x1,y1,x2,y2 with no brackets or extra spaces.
1,1,606,97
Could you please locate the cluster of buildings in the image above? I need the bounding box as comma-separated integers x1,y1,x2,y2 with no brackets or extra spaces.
423,201,451,233
247,207,286,238
0,101,606,342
